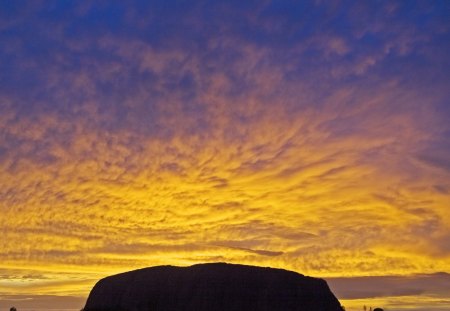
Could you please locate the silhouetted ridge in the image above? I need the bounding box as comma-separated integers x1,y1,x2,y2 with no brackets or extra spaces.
84,262,342,311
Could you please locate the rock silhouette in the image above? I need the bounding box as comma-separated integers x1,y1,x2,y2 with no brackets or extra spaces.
84,262,343,311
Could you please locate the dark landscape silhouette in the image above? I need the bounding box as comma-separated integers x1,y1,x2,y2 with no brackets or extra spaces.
83,262,344,311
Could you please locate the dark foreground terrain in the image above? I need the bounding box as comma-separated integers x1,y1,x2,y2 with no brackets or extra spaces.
84,262,343,311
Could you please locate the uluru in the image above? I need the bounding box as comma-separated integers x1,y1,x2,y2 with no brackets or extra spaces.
84,262,343,311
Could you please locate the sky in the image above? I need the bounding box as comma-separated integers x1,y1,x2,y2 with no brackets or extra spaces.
0,1,449,310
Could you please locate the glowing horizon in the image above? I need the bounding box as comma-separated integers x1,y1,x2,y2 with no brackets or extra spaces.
1,1,449,310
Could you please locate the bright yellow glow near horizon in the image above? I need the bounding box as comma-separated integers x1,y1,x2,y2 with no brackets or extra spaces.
1,80,449,300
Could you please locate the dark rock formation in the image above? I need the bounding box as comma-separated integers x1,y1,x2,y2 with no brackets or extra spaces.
84,262,343,311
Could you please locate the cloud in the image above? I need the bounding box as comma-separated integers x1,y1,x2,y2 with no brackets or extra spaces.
327,273,450,299
220,246,284,257
415,154,450,172
0,2,449,308
211,240,284,257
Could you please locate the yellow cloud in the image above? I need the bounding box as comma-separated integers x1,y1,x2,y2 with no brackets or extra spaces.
0,33,449,301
